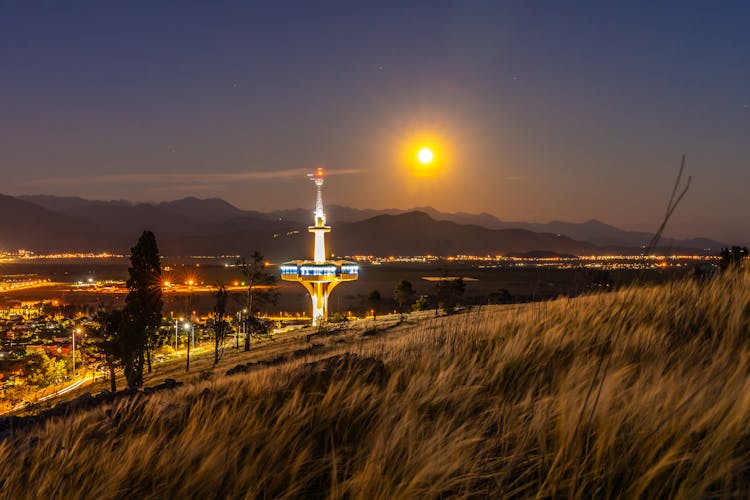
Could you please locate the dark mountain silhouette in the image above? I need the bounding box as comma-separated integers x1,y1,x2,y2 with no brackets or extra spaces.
0,194,104,252
18,194,130,214
493,219,721,251
267,206,405,224
20,195,199,239
14,197,320,255
266,205,725,251
406,207,724,251
328,212,596,256
4,194,725,256
157,197,259,223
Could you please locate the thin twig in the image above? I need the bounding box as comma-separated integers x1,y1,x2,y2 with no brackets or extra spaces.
646,155,691,253
568,155,691,497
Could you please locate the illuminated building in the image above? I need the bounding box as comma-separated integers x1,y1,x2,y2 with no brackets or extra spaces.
280,168,359,325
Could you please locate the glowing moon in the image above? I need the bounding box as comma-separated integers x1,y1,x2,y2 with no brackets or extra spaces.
417,147,434,164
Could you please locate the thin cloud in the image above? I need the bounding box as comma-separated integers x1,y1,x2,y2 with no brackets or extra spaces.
142,183,228,194
25,168,367,186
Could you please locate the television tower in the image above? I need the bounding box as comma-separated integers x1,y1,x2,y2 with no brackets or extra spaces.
280,168,359,325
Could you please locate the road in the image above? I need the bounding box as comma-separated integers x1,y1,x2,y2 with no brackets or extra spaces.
1,375,94,416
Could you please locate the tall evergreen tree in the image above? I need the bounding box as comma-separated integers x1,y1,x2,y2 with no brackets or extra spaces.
123,230,163,387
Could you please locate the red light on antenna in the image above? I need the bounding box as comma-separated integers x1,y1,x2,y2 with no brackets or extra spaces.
316,167,324,178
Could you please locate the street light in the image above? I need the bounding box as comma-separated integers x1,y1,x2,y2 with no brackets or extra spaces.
174,317,183,351
73,328,81,376
237,308,248,350
191,314,196,348
236,311,240,349
184,321,192,372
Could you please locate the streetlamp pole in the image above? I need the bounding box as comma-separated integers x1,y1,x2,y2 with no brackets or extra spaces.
185,321,191,372
73,328,81,376
236,310,241,350
188,281,195,349
186,280,194,371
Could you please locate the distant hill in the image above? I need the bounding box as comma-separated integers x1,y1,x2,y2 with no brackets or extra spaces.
3,194,726,256
157,197,261,223
20,195,203,239
406,207,725,252
268,205,726,251
268,206,405,225
0,194,104,252
328,212,596,257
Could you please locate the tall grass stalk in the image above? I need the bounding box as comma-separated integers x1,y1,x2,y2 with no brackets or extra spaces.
1,269,748,498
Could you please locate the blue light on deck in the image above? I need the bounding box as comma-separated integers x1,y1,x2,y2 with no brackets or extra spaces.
341,264,359,274
300,265,337,276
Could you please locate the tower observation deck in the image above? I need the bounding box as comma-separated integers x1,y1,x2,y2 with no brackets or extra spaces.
280,168,359,325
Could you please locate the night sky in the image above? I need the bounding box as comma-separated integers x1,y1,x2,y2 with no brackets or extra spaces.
1,1,748,244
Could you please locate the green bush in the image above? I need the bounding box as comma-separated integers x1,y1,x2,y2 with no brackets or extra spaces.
329,312,348,323
157,345,175,357
412,295,429,312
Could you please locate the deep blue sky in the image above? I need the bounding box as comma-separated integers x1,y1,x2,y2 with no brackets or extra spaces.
1,1,748,243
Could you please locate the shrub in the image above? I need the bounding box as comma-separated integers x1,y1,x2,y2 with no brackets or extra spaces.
157,345,175,357
412,295,429,312
329,312,347,323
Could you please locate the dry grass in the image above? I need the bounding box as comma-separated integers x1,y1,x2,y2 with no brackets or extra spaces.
1,269,749,498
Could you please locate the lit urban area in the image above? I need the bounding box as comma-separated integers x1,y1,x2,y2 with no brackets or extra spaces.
0,244,723,413
2,2,749,497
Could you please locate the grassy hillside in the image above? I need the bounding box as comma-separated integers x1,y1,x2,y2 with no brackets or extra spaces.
1,269,749,498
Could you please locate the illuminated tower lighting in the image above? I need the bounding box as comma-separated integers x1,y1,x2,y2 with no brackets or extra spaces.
310,167,330,262
280,168,359,325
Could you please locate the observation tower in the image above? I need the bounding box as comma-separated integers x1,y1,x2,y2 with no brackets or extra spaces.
280,168,359,325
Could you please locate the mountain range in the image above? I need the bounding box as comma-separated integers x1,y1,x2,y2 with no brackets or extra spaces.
0,194,725,258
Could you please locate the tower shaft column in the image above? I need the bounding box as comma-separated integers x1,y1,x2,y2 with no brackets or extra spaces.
310,282,330,326
314,231,326,262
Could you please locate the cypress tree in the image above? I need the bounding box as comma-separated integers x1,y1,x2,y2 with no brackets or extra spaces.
123,230,163,388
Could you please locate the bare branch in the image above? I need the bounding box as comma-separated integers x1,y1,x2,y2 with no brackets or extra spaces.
646,155,691,253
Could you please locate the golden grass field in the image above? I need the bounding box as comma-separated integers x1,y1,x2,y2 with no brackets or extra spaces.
1,267,749,498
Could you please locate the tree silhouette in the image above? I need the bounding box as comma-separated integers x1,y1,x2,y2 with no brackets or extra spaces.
213,284,230,365
90,308,124,392
122,230,163,387
719,246,749,272
438,278,466,315
412,295,429,312
488,288,512,305
393,280,416,316
368,289,381,320
237,251,278,351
